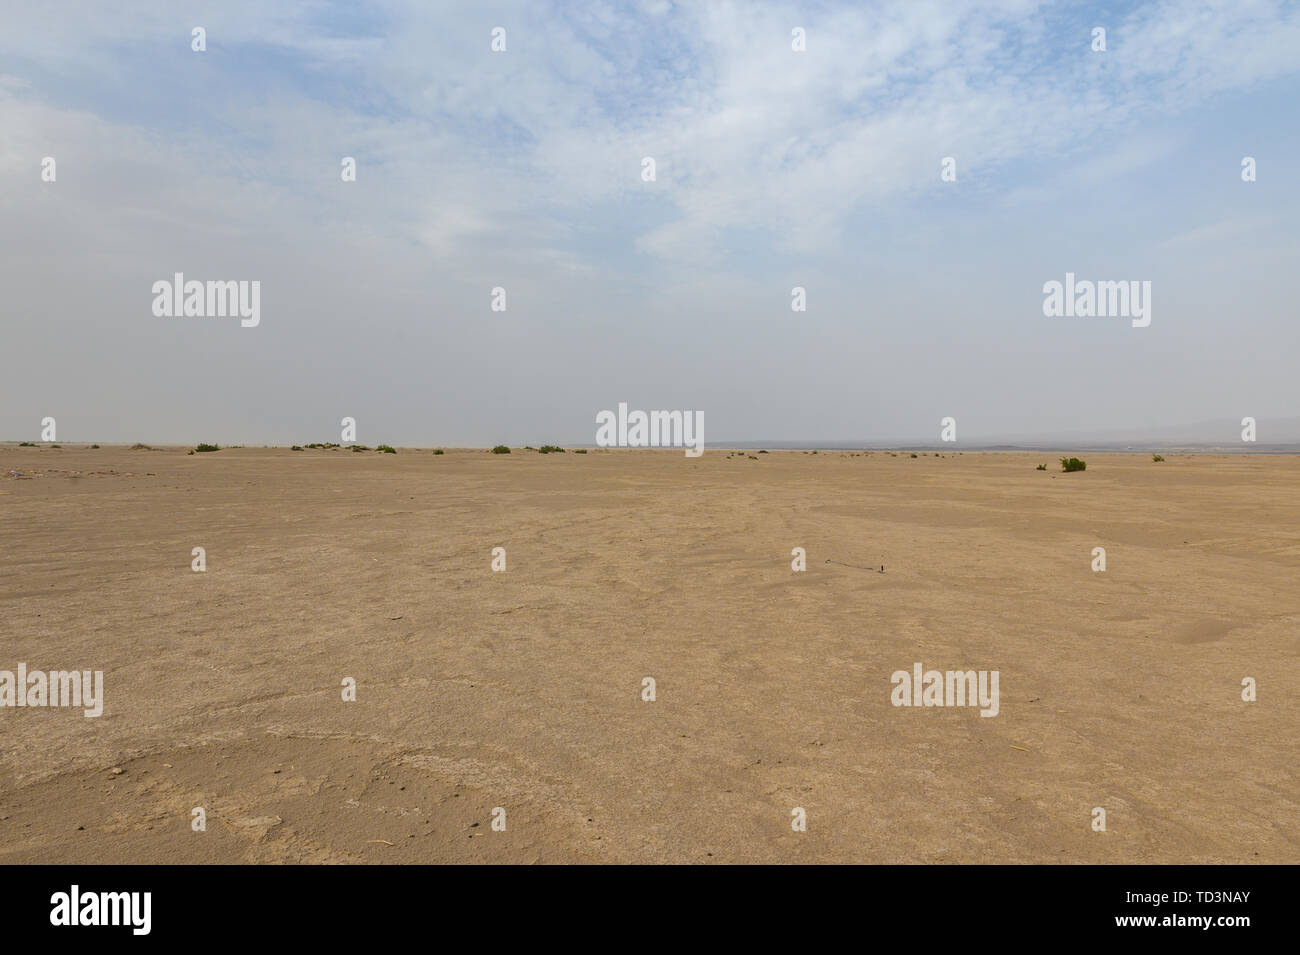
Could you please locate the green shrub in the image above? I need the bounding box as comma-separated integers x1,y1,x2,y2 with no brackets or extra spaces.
1152,454,1165,462
90,444,100,449
291,445,303,451
910,453,918,458
573,449,587,454
1036,463,1047,470
758,449,768,454
1060,457,1086,473
491,445,511,454
194,443,220,453
538,445,565,454
432,449,445,455
18,441,35,447
377,445,397,454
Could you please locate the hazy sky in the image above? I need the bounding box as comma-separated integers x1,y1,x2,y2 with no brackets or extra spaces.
2,1,1297,446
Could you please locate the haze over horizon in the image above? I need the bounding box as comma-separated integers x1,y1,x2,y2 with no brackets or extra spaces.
3,1,1297,447
8,413,1300,449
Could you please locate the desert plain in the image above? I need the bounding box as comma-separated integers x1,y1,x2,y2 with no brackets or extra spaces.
1,444,1297,864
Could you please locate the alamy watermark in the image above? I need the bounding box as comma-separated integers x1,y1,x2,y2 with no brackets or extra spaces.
1042,272,1150,328
152,274,260,327
1,664,103,717
890,663,999,717
50,886,150,935
595,403,703,457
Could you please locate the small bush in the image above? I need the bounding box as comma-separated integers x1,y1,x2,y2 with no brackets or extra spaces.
758,449,768,454
538,445,565,454
1036,463,1047,470
1060,457,1086,473
492,445,511,454
194,443,220,453
291,445,303,451
377,445,397,454
573,449,587,454
432,449,445,455
1152,454,1165,462
910,453,918,458
90,444,100,449
18,442,35,447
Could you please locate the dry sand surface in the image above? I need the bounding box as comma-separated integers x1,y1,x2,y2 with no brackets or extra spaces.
1,445,1297,864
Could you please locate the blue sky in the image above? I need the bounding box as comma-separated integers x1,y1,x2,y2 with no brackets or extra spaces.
2,1,1298,445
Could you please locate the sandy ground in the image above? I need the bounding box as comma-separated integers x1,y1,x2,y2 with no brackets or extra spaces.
1,445,1296,864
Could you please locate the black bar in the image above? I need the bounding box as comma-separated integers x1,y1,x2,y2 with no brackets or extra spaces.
4,864,1286,941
